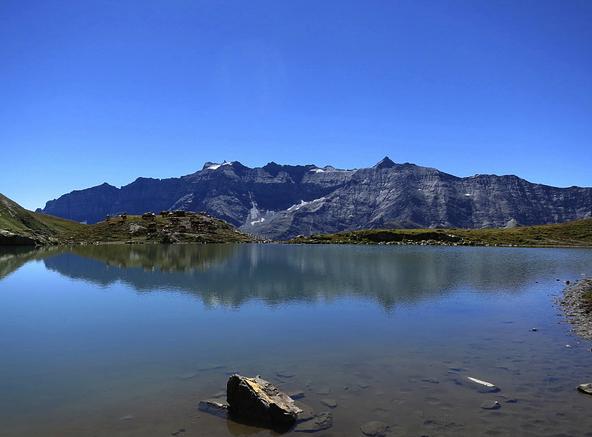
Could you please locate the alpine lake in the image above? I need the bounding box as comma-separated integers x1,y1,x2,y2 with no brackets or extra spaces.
1,243,592,437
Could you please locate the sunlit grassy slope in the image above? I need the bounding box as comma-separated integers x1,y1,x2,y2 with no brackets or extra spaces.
290,219,592,247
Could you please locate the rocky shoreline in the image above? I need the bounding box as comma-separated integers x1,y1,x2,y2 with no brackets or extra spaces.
559,278,592,340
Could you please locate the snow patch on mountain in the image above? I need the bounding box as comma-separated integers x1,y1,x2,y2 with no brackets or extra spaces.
287,197,326,212
203,161,233,171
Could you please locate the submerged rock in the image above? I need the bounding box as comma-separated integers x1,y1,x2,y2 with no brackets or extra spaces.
320,398,338,408
421,377,440,384
360,420,390,436
226,374,301,431
295,402,315,422
294,411,333,433
480,400,501,410
198,399,229,418
287,389,305,400
578,383,592,395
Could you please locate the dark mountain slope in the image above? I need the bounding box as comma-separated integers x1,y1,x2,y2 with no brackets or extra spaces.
40,158,592,240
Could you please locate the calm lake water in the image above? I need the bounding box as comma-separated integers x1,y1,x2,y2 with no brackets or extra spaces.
1,244,592,436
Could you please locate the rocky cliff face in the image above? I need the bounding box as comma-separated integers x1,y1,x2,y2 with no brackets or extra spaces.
40,158,592,239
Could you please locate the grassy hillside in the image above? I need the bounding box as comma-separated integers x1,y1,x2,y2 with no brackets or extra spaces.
0,193,252,245
0,194,85,245
0,193,52,234
290,219,592,247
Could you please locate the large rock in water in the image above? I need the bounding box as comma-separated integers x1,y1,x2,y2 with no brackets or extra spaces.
227,374,302,430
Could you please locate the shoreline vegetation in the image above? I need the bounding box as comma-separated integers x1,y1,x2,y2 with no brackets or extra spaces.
289,219,592,248
1,193,592,248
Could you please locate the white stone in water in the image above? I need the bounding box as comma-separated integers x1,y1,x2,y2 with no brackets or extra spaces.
467,376,500,392
467,376,495,387
578,383,592,395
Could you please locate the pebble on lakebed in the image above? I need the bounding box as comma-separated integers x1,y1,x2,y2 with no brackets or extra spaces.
558,278,592,340
480,400,501,410
360,420,390,436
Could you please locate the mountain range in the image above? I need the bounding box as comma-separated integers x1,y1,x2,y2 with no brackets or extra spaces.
39,157,592,240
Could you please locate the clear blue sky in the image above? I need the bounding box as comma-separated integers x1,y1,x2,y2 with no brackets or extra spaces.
1,0,591,210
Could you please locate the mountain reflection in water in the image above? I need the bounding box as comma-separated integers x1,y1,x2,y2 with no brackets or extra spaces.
3,244,588,310
2,243,592,437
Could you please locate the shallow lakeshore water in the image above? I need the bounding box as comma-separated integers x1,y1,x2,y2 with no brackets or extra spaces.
1,244,592,436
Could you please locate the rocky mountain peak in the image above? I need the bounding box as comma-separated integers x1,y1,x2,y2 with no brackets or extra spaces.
374,156,396,169
201,161,249,172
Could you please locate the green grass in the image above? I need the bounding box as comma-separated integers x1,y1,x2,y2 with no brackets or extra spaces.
0,193,84,244
290,219,592,247
0,193,48,234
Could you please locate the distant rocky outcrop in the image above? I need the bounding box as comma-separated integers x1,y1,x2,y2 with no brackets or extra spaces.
0,193,250,246
68,211,252,244
40,158,592,240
